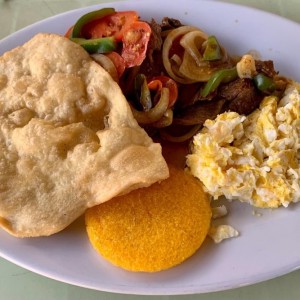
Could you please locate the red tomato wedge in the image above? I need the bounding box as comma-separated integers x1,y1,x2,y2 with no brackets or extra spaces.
65,26,74,38
82,11,138,41
121,21,151,68
105,52,126,78
147,76,178,107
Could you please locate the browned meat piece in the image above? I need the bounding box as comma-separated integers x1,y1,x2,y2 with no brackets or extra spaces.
176,83,202,109
255,60,278,78
138,50,165,79
219,78,263,115
147,19,163,62
173,98,226,126
138,19,165,78
161,17,183,31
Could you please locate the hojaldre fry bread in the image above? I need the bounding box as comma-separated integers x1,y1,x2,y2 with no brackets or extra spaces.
0,33,169,238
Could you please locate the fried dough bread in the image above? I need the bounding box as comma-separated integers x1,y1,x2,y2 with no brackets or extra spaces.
0,33,168,237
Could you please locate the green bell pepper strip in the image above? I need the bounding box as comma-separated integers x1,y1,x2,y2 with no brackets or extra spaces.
201,67,238,97
71,7,115,38
203,35,222,61
134,74,152,111
253,73,276,94
70,37,116,54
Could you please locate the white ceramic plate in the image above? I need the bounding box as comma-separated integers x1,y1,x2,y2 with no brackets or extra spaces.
1,0,300,295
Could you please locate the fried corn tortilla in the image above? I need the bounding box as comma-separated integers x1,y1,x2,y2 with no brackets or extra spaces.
0,33,169,237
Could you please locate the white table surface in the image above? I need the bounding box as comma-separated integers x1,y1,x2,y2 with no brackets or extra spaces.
1,0,300,299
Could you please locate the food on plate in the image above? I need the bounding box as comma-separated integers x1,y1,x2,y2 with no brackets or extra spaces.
0,4,296,270
66,8,151,68
85,164,211,272
211,205,228,219
208,205,239,243
187,83,300,208
0,33,168,237
208,224,239,244
66,9,288,143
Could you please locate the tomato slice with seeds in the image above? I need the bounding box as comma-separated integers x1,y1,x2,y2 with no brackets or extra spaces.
67,10,151,68
82,11,138,41
147,76,178,107
121,21,151,68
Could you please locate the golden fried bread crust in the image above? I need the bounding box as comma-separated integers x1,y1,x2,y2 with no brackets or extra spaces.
0,33,168,237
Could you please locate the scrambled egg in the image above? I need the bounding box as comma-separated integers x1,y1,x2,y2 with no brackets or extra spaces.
208,225,239,243
209,205,239,243
187,84,300,208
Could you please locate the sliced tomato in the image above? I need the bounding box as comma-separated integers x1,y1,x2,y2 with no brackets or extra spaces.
82,11,138,41
105,51,126,78
121,21,151,68
147,76,178,107
65,26,74,38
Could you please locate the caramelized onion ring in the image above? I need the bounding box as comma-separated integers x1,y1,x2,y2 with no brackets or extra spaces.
179,46,231,82
162,26,200,84
130,88,169,124
152,109,173,128
163,26,232,83
91,54,119,82
179,30,208,66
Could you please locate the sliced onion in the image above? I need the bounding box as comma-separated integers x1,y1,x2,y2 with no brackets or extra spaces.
130,88,169,124
179,30,208,66
169,54,192,83
163,26,233,83
179,46,232,82
170,54,182,66
152,109,173,128
91,54,119,82
162,26,200,84
179,51,212,81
